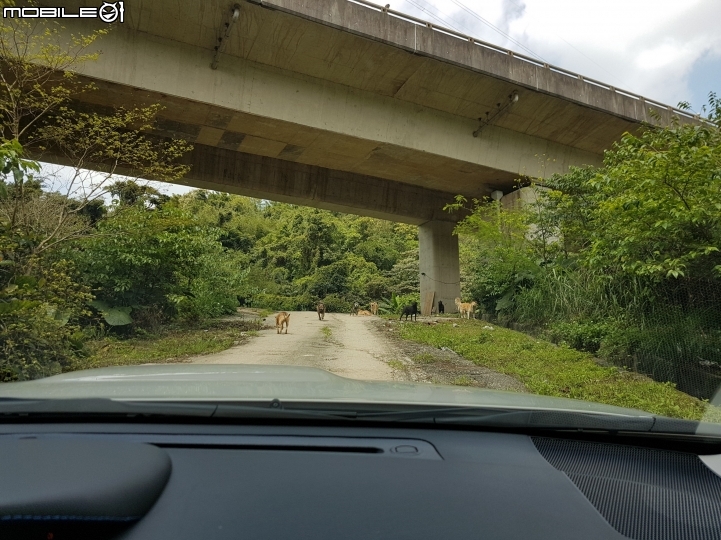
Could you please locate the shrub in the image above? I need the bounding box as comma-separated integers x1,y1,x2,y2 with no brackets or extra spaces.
0,260,92,380
73,204,247,324
377,292,421,315
546,320,610,353
396,293,420,310
321,294,352,313
597,315,721,399
253,294,314,312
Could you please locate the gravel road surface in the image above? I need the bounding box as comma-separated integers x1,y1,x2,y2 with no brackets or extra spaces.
191,310,526,392
192,311,406,381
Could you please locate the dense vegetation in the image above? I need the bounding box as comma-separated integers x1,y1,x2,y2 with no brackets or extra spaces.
176,192,419,313
0,149,419,380
0,13,193,379
453,95,721,399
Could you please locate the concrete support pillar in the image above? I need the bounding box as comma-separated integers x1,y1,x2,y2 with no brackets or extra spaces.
418,221,461,316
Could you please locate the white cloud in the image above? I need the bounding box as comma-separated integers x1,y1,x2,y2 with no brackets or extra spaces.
635,43,692,71
394,0,721,111
39,163,197,205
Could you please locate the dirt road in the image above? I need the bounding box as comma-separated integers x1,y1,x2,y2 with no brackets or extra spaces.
192,311,405,381
191,311,526,392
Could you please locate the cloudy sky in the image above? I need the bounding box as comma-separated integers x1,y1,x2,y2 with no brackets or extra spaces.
391,0,721,114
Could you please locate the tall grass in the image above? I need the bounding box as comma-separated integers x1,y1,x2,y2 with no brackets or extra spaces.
509,267,721,399
513,268,649,325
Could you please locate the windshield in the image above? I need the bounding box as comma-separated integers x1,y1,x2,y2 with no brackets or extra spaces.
1,0,721,431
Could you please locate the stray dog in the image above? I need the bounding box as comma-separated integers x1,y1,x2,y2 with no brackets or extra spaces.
369,301,378,316
458,301,478,319
357,310,372,316
438,300,445,315
400,301,418,322
351,302,359,316
317,302,325,320
454,297,462,314
275,311,290,334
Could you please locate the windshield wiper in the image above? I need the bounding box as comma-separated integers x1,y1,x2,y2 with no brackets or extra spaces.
0,399,652,431
349,407,658,432
0,398,714,437
352,407,721,437
0,398,354,421
0,398,218,418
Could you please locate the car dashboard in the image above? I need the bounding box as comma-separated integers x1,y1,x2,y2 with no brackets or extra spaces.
2,421,721,540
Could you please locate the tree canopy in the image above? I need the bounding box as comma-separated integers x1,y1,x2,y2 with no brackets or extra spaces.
450,94,721,398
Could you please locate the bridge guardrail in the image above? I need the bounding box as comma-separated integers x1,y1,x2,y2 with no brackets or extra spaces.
348,0,706,123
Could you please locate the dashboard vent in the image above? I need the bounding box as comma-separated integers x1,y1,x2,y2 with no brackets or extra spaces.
156,444,382,453
532,437,721,540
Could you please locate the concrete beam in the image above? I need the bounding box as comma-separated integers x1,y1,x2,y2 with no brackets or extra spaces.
61,16,601,193
178,144,463,225
258,0,690,128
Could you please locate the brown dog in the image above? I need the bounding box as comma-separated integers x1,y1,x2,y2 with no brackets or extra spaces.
370,301,378,316
275,311,290,334
317,302,325,320
458,301,478,319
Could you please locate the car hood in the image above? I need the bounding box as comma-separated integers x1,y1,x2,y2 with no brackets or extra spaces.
0,364,654,417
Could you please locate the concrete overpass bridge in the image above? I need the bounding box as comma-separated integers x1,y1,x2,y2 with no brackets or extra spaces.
25,0,700,313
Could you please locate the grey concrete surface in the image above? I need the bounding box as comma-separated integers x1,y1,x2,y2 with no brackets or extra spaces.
419,221,461,315
178,143,464,225
34,0,691,207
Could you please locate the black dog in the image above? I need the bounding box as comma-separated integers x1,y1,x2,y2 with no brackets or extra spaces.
400,301,418,321
438,301,445,315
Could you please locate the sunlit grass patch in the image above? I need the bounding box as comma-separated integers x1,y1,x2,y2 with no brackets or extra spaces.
75,320,262,370
397,319,709,420
413,352,437,364
388,360,406,371
453,375,475,387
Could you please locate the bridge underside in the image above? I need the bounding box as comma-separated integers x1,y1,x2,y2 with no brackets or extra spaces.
179,142,464,226
64,80,476,225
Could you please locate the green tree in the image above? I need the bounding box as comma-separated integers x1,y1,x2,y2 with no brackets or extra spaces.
0,18,193,372
0,12,192,264
384,249,419,296
0,5,106,141
0,141,92,380
256,206,342,282
458,94,721,397
584,120,721,281
445,195,537,316
72,203,245,325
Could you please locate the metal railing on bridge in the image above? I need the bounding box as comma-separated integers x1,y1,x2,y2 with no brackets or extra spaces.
348,0,707,123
